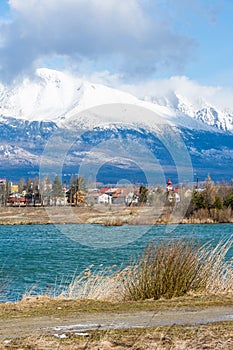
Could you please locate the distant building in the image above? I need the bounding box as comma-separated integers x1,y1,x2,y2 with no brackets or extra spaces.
168,191,180,203
0,179,6,185
166,178,180,203
166,178,173,192
112,188,128,205
125,192,139,206
98,193,112,205
11,185,19,193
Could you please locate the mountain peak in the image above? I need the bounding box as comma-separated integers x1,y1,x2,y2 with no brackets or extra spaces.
0,68,232,132
145,91,233,132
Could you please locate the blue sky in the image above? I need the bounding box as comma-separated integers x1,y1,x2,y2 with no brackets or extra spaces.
0,0,232,92
0,0,9,17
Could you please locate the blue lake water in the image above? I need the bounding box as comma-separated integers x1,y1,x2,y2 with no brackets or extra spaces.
0,224,232,302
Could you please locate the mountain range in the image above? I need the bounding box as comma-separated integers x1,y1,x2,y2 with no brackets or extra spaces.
0,68,232,184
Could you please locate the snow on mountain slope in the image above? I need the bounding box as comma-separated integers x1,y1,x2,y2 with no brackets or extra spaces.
0,145,40,165
0,68,205,131
0,68,175,129
0,68,232,132
145,92,233,132
59,83,181,132
195,106,233,131
0,69,81,121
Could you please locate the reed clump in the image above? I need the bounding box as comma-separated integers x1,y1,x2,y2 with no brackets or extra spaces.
123,238,233,301
102,217,124,226
63,238,233,302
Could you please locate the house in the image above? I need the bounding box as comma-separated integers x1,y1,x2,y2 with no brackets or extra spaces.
98,193,112,205
166,178,180,203
99,188,111,195
112,188,128,205
125,191,139,206
168,191,180,203
6,194,27,206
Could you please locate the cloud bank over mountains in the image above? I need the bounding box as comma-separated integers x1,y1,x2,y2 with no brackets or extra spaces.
121,76,233,111
0,1,232,111
0,0,195,82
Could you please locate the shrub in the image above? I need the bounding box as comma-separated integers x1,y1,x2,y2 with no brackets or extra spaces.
122,238,233,301
63,238,233,302
225,191,233,210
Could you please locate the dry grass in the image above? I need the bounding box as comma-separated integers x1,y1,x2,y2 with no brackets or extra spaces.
56,238,233,303
102,217,124,226
0,236,233,348
189,207,233,223
1,322,233,349
62,265,125,301
1,294,233,320
123,238,233,301
123,239,203,301
2,238,230,307
201,238,233,294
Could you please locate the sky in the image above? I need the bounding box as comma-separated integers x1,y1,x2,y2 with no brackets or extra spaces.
0,0,232,107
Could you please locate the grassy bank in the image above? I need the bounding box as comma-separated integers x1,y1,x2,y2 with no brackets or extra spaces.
1,294,233,319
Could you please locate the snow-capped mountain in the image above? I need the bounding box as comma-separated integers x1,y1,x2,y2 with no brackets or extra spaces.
0,69,81,121
1,68,232,132
0,68,232,182
145,91,233,132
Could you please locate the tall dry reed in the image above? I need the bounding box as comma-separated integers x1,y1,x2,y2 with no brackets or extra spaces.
63,238,233,302
123,238,233,301
63,264,126,301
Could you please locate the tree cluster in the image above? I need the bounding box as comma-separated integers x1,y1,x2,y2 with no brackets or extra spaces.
187,176,233,218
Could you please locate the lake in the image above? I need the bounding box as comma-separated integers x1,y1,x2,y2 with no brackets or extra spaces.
0,223,232,302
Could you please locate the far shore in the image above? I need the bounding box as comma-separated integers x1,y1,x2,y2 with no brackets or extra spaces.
0,205,232,225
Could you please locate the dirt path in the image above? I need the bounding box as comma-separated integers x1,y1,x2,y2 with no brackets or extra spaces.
0,306,232,339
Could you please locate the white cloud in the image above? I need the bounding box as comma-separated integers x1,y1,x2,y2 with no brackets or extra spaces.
0,0,195,82
64,67,233,111
120,76,233,110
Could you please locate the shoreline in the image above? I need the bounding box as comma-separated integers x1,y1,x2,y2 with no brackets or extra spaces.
0,206,232,225
0,220,232,226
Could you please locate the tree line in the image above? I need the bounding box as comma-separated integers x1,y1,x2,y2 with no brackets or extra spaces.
0,175,86,206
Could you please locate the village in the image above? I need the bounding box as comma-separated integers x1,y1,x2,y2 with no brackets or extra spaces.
0,176,183,208
0,175,232,221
